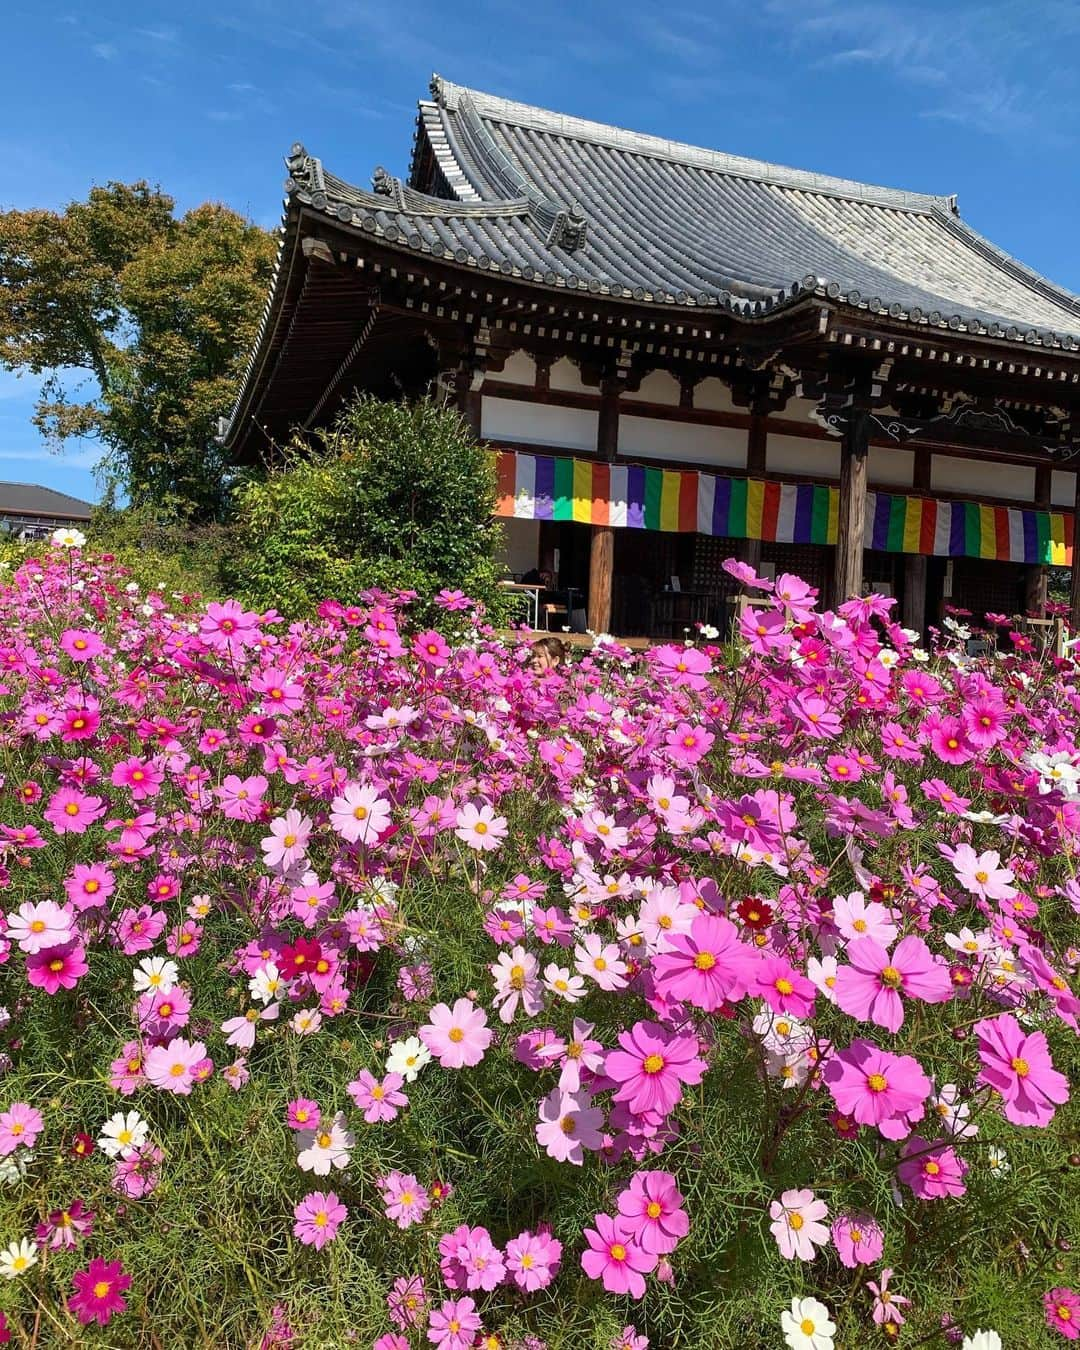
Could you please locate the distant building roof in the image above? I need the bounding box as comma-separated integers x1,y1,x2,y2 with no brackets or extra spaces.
0,482,94,521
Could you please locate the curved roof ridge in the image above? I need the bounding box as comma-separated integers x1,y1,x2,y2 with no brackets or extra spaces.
431,74,953,215
932,207,1080,320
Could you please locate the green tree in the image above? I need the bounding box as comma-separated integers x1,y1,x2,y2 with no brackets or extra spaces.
0,182,276,519
227,395,508,622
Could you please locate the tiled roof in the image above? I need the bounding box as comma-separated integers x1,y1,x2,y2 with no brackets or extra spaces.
0,481,93,519
284,75,1080,350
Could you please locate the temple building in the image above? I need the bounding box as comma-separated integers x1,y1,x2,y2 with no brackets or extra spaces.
222,76,1080,636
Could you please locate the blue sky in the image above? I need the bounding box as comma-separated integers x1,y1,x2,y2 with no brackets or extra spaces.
4,0,1080,505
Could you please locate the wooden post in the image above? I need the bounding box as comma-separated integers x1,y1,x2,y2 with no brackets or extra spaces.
1026,464,1051,616
587,383,619,634
903,447,931,633
1070,471,1080,632
740,410,767,572
835,410,870,603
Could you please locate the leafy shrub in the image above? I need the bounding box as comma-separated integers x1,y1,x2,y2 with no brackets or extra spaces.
226,395,510,624
0,548,1076,1349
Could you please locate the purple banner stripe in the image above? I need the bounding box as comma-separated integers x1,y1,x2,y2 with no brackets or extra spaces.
534,456,555,520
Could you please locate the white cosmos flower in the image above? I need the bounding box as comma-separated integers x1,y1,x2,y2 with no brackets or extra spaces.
291,1009,322,1036
781,1296,835,1350
295,1112,353,1175
133,955,180,994
987,1146,1010,1177
50,527,86,549
0,1152,31,1186
248,961,285,1005
98,1110,150,1159
385,1036,431,1083
962,1333,1002,1350
0,1238,37,1279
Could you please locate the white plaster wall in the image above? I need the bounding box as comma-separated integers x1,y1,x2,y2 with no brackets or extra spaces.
693,377,737,412
869,446,915,488
497,518,540,576
481,396,598,452
931,457,1035,502
1052,470,1077,508
548,357,590,393
622,370,681,405
617,414,746,468
767,434,841,479
496,350,535,386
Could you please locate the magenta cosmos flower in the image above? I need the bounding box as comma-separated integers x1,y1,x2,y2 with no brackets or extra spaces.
27,942,89,994
616,1170,689,1255
293,1191,346,1249
973,1013,1069,1127
580,1213,657,1297
754,955,817,1019
651,913,758,1011
605,1021,706,1118
68,1257,131,1327
833,935,952,1032
822,1039,931,1140
504,1229,562,1292
896,1136,968,1199
768,1188,829,1260
1044,1287,1080,1340
347,1070,408,1123
420,998,492,1070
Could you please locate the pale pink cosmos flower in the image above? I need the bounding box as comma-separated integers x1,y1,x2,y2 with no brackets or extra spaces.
420,998,492,1069
260,809,312,871
454,801,508,852
378,1171,430,1228
329,782,392,845
7,900,73,954
292,1191,346,1249
948,844,1018,902
535,1087,604,1164
0,1102,44,1156
867,1267,911,1325
143,1039,209,1096
833,891,898,946
769,1188,829,1260
490,945,544,1022
831,1212,884,1268
574,933,629,991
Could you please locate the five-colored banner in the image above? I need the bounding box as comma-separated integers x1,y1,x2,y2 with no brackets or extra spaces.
493,450,1073,565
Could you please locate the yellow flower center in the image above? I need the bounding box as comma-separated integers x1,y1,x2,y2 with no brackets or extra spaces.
1011,1057,1029,1077
643,1054,665,1075
646,1201,662,1219
800,1319,816,1335
788,1213,804,1230
693,951,716,971
880,966,903,988
867,1073,888,1093
609,1243,627,1261
775,977,793,996
448,1027,465,1043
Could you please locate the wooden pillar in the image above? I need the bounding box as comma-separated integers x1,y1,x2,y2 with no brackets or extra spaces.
1026,464,1051,617
1070,471,1080,632
587,384,619,634
903,447,931,633
834,410,870,603
740,410,767,571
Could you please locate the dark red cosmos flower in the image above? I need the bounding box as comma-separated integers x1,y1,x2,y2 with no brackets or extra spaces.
280,937,321,976
735,898,774,931
869,881,900,906
71,1132,95,1159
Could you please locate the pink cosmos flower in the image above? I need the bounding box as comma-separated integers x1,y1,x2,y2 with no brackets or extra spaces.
68,1257,131,1327
292,1191,346,1249
413,629,451,665
1044,1288,1080,1340
387,1274,428,1328
581,1213,657,1297
329,782,392,845
949,844,1017,902
109,756,163,801
823,1039,931,1140
0,1102,44,1155
7,900,73,954
769,1187,829,1260
505,1229,562,1292
929,716,973,765
454,801,508,852
605,1021,706,1118
215,773,268,822
616,1171,689,1255
833,935,952,1032
60,629,107,663
535,1087,604,1164
973,1013,1069,1127
199,598,260,655
574,933,629,991
754,956,817,1019
143,1038,209,1095
111,1142,164,1199
260,810,312,871
286,1098,321,1131
420,999,492,1069
36,1199,94,1250
740,606,791,656
652,913,758,1011
831,1212,884,1268
664,721,715,766
44,787,107,835
378,1171,430,1229
867,1267,910,1325
427,1296,481,1350
64,862,115,911
26,941,88,994
833,890,898,946
347,1070,408,1124
897,1136,967,1199
375,1335,409,1350
490,945,544,1021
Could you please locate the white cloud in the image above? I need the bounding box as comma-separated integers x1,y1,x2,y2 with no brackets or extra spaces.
91,41,117,60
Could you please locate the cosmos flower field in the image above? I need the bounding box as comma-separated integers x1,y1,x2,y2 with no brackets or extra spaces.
0,542,1077,1349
